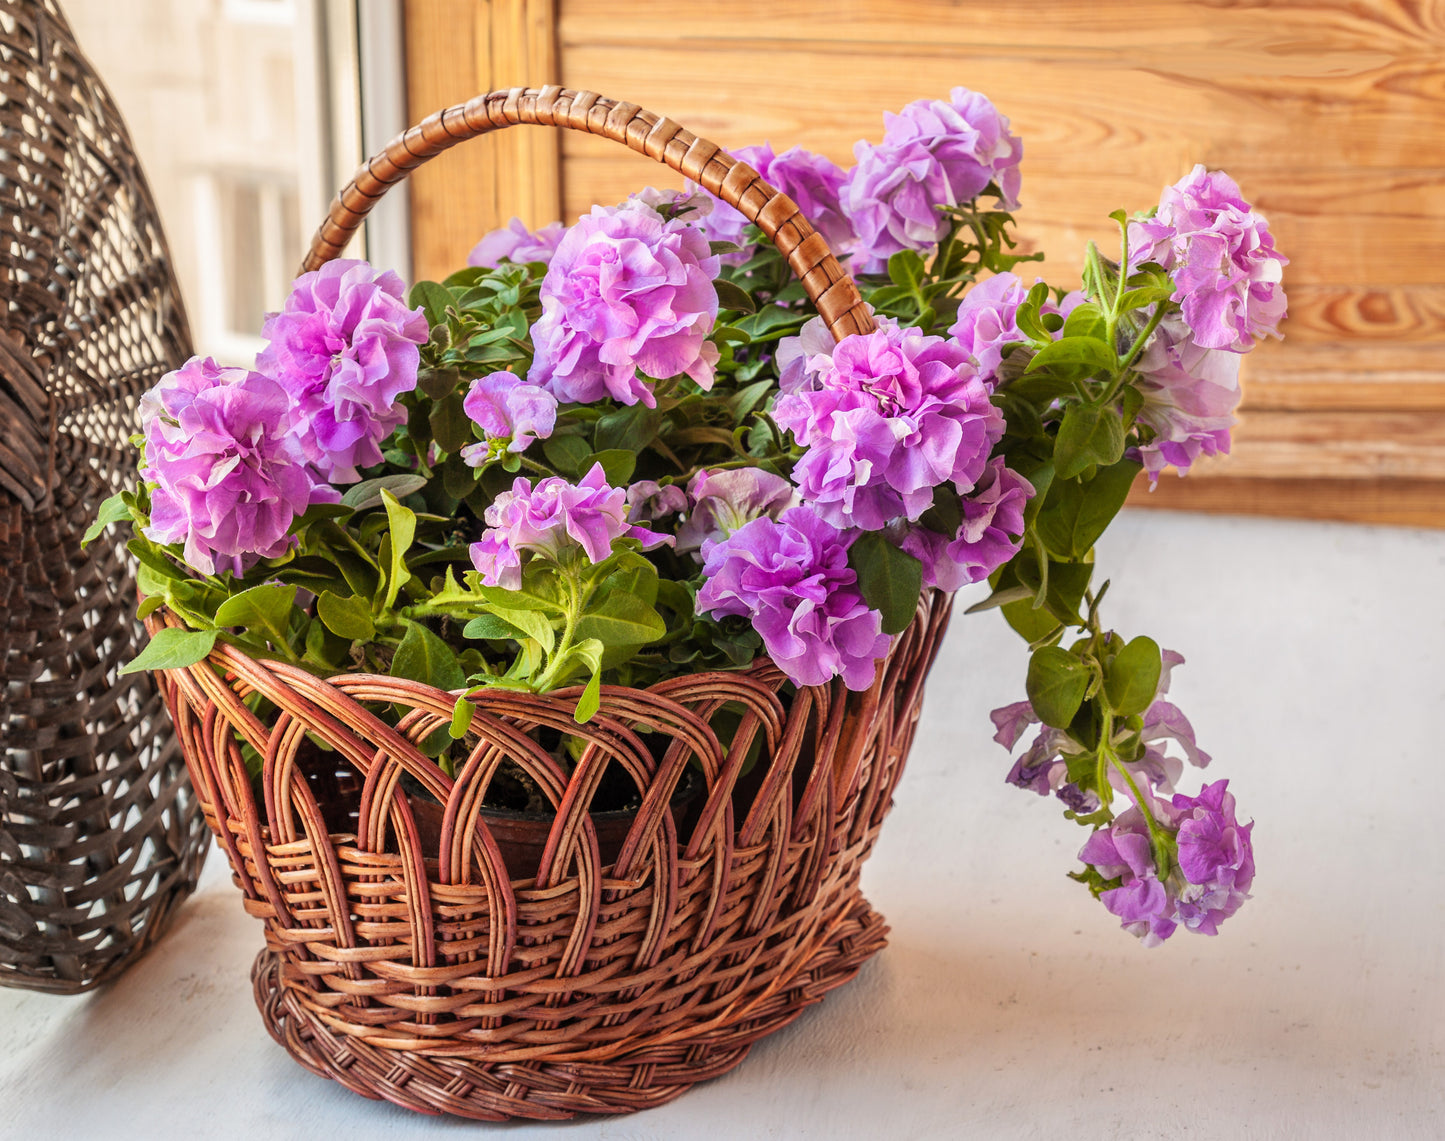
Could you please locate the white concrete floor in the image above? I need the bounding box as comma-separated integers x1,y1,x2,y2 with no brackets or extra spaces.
4,508,1444,1140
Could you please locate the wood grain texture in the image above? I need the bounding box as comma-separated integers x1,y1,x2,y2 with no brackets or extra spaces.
1128,476,1445,528
404,0,559,283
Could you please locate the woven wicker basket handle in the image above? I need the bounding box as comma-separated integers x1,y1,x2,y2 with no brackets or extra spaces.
303,86,874,343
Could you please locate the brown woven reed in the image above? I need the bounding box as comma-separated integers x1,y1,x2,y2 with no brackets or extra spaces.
0,0,209,992
150,88,952,1119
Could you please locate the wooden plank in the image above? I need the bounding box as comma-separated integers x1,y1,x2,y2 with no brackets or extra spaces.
1128,476,1445,529
403,0,560,284
1187,411,1445,481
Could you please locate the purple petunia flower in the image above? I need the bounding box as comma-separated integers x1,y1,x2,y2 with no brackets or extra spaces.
141,357,329,576
526,201,722,408
890,457,1032,591
675,466,796,557
469,463,670,589
775,314,840,395
843,88,1023,273
1129,165,1287,352
1170,779,1254,936
774,323,1003,531
1078,796,1182,947
694,143,856,265
257,259,429,483
468,217,567,269
696,506,892,690
1130,314,1242,483
458,371,558,466
625,480,690,524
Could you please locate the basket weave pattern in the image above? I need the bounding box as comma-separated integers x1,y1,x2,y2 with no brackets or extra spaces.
152,589,950,1119
147,86,951,1117
0,0,208,993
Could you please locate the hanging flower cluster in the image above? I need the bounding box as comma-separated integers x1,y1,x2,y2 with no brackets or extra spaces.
108,85,1285,948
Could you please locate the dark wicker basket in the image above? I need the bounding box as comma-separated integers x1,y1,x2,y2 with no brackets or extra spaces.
147,87,946,1118
0,0,209,993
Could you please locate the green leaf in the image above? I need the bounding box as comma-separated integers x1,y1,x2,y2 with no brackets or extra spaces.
848,531,923,637
381,490,417,611
1026,645,1091,729
728,378,775,422
83,492,132,548
391,620,465,691
449,694,475,739
1053,403,1126,480
214,582,298,647
575,591,667,647
594,405,663,454
575,667,602,724
585,448,636,486
1062,302,1107,342
477,581,565,613
1034,459,1142,559
1002,596,1065,643
1118,284,1176,310
408,280,453,327
1012,551,1093,626
1104,635,1162,717
127,539,186,581
416,364,461,400
714,278,757,314
489,605,556,653
341,474,429,510
120,627,218,675
462,613,523,640
543,434,590,476
1024,335,1117,380
429,391,472,454
317,590,375,641
887,249,926,292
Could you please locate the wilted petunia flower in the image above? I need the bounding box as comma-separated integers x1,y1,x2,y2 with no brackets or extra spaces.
257,259,429,483
625,480,690,524
843,87,1023,273
1130,314,1242,483
527,201,722,408
141,357,328,576
674,466,795,557
1078,794,1182,947
696,506,891,690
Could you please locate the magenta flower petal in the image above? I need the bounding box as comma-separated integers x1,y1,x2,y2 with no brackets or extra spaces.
257,259,428,483
140,357,327,576
696,506,891,690
468,217,566,268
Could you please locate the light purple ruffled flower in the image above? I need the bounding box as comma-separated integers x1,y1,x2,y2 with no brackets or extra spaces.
141,357,328,576
843,88,1023,273
948,272,1031,382
694,143,856,265
1131,314,1242,483
625,480,689,524
891,457,1032,591
257,259,428,483
696,506,891,690
1079,795,1181,947
458,371,558,466
1171,779,1255,936
469,463,670,589
776,314,843,395
527,202,721,408
1129,165,1287,352
774,323,1003,530
468,217,567,269
675,467,795,557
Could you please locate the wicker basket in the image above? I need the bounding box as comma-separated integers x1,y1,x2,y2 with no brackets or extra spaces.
0,0,210,993
147,87,954,1119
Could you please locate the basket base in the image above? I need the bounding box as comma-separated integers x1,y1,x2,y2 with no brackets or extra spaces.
251,897,890,1121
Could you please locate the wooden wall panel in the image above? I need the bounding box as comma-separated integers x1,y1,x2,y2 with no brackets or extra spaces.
402,0,1445,526
404,0,559,283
